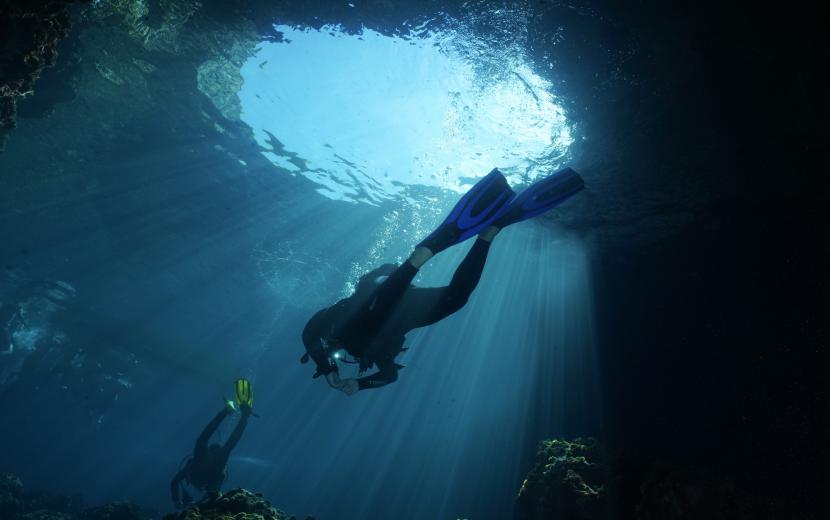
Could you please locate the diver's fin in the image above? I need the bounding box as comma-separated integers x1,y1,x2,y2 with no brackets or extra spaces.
492,167,584,228
417,169,514,254
234,378,253,408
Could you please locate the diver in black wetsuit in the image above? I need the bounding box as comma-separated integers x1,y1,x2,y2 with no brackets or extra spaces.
302,236,494,394
170,403,251,507
301,167,585,395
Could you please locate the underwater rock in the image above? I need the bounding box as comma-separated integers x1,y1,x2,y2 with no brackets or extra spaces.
0,473,155,520
517,437,608,520
0,0,89,131
162,488,298,520
94,0,202,53
0,474,86,520
195,31,258,122
0,475,306,520
518,440,773,519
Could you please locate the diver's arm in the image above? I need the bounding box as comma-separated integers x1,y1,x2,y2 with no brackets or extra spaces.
170,468,186,506
302,309,336,376
194,408,228,458
326,371,358,395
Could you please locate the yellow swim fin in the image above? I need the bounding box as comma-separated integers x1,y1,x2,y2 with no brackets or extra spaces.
234,378,253,408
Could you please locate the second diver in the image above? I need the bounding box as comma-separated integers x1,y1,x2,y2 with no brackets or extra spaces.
170,379,254,507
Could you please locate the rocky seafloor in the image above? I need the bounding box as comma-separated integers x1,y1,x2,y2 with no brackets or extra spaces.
516,437,791,520
4,436,789,520
0,473,313,520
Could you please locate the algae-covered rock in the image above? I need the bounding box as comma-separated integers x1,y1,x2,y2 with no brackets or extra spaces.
518,440,777,519
163,488,292,520
517,437,608,520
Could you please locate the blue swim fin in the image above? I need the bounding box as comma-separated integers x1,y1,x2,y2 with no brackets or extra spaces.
417,169,514,254
492,167,584,228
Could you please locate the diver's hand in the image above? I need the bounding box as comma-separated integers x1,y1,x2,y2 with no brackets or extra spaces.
325,372,359,396
339,378,358,395
325,371,342,388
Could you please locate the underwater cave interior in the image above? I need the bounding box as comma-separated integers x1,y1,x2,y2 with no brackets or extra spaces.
0,1,827,519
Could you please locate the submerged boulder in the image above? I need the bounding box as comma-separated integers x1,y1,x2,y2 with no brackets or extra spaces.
163,488,304,520
518,439,776,519
517,437,608,520
0,475,307,520
0,0,89,132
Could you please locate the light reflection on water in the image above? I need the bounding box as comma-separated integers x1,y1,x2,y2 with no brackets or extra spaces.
238,22,573,206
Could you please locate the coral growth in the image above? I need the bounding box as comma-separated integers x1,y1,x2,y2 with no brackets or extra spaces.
162,488,313,520
517,438,772,520
517,437,607,520
1,475,311,520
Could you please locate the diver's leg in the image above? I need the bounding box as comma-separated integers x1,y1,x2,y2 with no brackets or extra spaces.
478,225,500,242
364,247,432,313
194,409,228,458
345,229,492,338
437,237,492,315
398,236,494,330
359,219,496,319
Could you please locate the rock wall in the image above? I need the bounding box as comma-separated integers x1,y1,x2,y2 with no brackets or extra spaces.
0,474,310,520
0,1,89,133
517,438,784,520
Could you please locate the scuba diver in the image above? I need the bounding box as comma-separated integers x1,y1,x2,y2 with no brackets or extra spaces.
170,379,254,507
301,167,584,395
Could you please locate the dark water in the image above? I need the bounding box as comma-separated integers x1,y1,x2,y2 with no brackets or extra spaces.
1,1,826,519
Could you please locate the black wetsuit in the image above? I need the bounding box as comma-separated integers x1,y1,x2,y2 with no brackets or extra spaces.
170,407,250,506
303,238,491,389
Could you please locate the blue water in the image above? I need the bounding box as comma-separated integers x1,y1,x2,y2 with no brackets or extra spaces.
0,7,601,520
238,25,572,205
